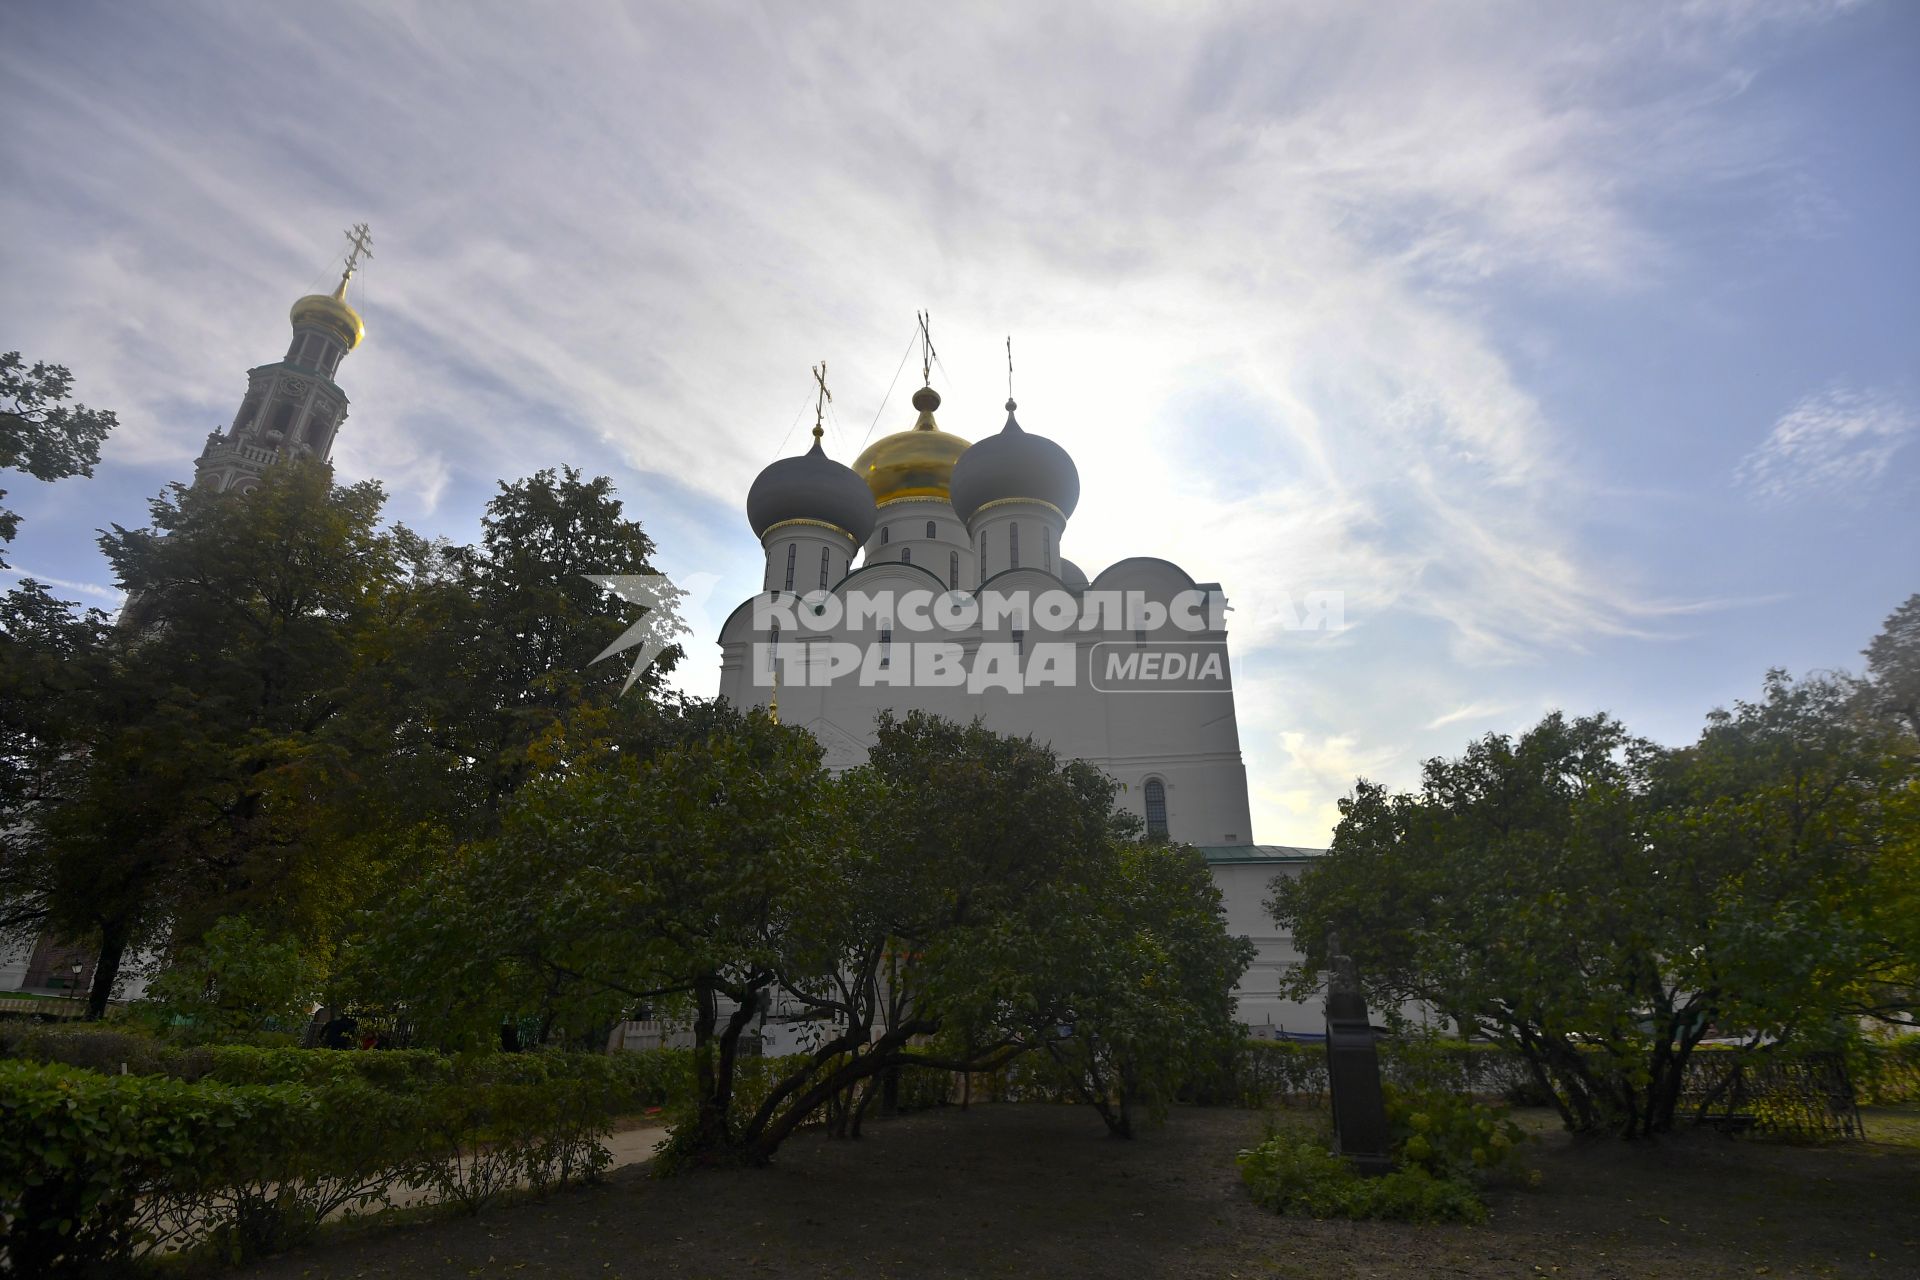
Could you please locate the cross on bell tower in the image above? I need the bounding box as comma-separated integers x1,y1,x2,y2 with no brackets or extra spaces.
192,227,372,494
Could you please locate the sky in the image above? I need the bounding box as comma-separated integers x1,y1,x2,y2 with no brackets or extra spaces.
2,1,1915,846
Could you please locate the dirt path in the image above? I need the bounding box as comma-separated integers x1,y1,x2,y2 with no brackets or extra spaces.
239,1104,1920,1279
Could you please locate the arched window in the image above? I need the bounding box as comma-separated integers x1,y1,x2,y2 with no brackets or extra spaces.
1144,779,1169,839
1043,527,1052,573
879,625,893,669
926,520,937,539
819,546,831,589
950,551,959,589
784,543,797,591
881,527,890,545
1009,522,1020,570
901,547,911,565
768,623,779,671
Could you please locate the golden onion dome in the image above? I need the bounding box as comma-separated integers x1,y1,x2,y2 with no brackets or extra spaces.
853,386,971,504
289,273,365,351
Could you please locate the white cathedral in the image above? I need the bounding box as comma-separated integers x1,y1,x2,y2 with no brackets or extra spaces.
716,349,1319,1033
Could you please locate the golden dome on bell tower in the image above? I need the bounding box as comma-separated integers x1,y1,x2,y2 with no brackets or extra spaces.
853,385,971,504
289,273,365,351
289,222,372,352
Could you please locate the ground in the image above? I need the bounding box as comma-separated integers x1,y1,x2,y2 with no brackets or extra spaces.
238,1104,1920,1280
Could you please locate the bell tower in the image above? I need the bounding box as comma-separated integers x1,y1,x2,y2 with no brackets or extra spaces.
193,224,371,494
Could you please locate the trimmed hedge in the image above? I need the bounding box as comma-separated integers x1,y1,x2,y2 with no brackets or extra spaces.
0,1047,686,1277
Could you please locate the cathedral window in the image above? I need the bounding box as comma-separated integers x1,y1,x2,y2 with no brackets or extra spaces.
901,547,911,565
1012,627,1024,656
1010,522,1020,569
950,551,959,589
768,623,779,671
1043,527,1052,573
926,520,936,539
879,625,892,669
819,547,830,590
784,543,797,592
1144,779,1168,839
881,527,890,545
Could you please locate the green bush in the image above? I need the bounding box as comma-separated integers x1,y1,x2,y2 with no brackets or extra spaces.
1235,1083,1529,1225
1384,1085,1527,1184
1236,1135,1487,1224
138,916,326,1045
894,1064,954,1112
0,1059,313,1276
0,1023,213,1080
0,1048,673,1273
144,1077,429,1262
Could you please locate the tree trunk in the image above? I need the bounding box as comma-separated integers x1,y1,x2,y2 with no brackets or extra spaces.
85,917,130,1020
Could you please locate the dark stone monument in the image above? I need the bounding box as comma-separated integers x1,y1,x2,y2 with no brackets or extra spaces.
1323,933,1393,1175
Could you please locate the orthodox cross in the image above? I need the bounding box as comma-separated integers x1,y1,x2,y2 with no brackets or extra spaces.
341,223,374,276
917,310,937,386
811,361,831,441
1006,335,1014,400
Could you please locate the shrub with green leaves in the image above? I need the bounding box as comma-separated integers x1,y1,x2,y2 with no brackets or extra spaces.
1236,1084,1529,1224
1384,1085,1527,1184
0,1049,676,1273
1236,1135,1488,1224
138,916,327,1045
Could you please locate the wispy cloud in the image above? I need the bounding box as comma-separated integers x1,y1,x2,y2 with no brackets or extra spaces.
0,567,124,605
1736,386,1916,504
1423,700,1518,731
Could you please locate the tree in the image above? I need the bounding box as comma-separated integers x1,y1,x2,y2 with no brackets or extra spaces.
0,351,117,563
361,700,840,1125
1272,690,1911,1138
423,466,685,823
0,580,112,936
1863,593,1920,739
13,461,416,1016
367,708,1244,1164
1017,840,1253,1137
139,914,326,1043
1659,672,1915,1035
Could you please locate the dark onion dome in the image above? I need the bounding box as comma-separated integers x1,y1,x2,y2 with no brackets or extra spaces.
1058,558,1089,589
949,399,1080,526
746,434,878,543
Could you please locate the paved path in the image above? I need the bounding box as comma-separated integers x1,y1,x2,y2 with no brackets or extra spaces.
375,1120,671,1211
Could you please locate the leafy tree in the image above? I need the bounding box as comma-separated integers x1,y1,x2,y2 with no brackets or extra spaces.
0,351,118,562
1271,689,1910,1138
12,461,415,1016
1660,671,1915,1035
1019,840,1253,1136
360,701,837,1117
420,466,685,823
1863,593,1920,738
0,581,112,944
139,914,326,1043
366,708,1244,1164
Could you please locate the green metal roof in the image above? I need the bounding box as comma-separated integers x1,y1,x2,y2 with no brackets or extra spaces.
1199,844,1326,865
